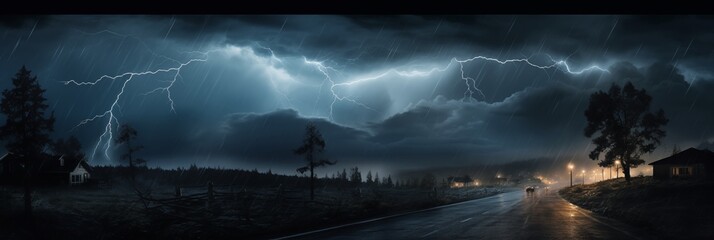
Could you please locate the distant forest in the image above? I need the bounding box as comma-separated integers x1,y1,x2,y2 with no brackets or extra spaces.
92,165,448,190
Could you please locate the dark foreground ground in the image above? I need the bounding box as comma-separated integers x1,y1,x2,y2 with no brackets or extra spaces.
0,183,502,239
559,177,714,239
280,187,653,239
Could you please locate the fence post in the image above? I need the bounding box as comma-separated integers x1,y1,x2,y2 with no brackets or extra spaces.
175,186,182,197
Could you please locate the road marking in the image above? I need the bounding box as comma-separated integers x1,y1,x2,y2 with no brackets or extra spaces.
421,229,439,238
460,217,472,223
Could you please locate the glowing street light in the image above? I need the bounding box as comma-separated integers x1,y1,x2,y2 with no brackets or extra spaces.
568,163,574,187
615,160,621,179
582,169,586,185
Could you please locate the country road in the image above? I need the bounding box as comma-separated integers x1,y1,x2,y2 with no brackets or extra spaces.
280,188,654,240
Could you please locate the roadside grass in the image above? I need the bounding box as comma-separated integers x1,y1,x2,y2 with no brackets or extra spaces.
559,176,714,239
0,184,504,239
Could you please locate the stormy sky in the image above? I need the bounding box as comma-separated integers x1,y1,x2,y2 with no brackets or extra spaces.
1,15,713,175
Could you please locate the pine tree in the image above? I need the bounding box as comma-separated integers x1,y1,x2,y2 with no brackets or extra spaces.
350,167,362,184
116,124,144,182
294,123,335,201
0,66,55,217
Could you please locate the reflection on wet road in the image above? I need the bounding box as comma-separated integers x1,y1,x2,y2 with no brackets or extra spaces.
283,188,651,239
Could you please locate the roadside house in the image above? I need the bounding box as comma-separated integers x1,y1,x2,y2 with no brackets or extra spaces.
447,175,474,188
648,147,714,179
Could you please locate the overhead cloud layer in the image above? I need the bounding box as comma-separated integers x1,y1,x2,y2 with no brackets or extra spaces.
0,15,712,175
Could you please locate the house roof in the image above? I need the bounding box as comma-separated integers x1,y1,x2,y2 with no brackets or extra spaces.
649,148,714,165
39,155,91,173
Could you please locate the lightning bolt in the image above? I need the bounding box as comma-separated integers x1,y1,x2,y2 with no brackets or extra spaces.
64,52,210,163
304,58,375,120
304,54,609,120
67,32,609,163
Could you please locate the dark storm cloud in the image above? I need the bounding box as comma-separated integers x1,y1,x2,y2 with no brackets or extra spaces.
184,108,498,171
1,15,713,174
36,15,714,78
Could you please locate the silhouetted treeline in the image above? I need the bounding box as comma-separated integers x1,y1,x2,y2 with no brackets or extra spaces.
93,165,437,188
91,165,444,189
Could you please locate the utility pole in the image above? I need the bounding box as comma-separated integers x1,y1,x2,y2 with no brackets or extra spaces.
568,164,574,187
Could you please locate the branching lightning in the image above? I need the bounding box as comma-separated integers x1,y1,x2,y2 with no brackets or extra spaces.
67,30,609,163
304,54,609,120
65,52,209,163
304,58,376,120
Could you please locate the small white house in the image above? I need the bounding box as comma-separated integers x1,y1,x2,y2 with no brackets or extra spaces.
1,153,92,185
68,157,91,184
39,155,92,185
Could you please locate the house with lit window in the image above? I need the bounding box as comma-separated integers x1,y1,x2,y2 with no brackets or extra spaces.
447,175,475,188
648,148,714,180
0,153,91,185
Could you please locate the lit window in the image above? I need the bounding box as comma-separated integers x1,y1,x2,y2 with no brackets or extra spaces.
672,167,691,176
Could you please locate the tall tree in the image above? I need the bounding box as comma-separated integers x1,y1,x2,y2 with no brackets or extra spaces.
584,82,668,182
294,123,335,201
115,124,144,181
0,66,55,217
52,136,85,160
349,167,362,184
340,168,348,182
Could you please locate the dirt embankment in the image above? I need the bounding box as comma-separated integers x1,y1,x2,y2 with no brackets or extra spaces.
559,177,714,239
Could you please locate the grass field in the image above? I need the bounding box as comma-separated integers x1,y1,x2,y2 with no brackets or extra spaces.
559,176,714,239
0,182,504,239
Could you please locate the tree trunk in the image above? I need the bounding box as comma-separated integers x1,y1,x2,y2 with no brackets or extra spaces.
622,167,630,183
622,163,632,182
128,139,134,182
310,165,314,201
23,156,32,219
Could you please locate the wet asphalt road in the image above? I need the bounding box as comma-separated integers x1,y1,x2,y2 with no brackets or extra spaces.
281,188,652,240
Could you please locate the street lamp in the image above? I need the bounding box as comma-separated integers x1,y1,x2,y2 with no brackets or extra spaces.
615,160,621,179
568,164,574,187
582,170,586,185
